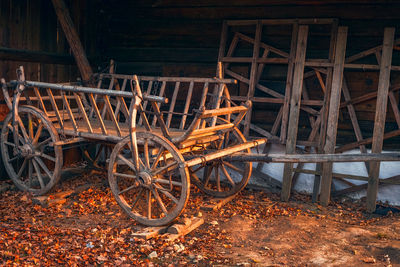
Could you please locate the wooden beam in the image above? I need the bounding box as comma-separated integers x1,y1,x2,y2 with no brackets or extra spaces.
281,25,308,202
366,27,395,213
320,26,348,206
0,47,75,64
51,0,93,83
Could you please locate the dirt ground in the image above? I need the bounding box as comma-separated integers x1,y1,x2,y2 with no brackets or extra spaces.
0,170,399,266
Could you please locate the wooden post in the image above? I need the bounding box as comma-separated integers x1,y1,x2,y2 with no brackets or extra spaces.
243,21,262,136
217,21,228,78
319,27,348,206
312,22,338,202
280,23,299,143
51,0,93,83
281,25,308,202
366,27,395,212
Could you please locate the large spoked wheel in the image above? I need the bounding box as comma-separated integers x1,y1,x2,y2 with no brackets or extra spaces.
190,125,252,198
108,132,190,226
1,106,63,195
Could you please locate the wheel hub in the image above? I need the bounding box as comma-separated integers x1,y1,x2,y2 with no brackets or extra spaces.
19,144,34,157
137,171,152,186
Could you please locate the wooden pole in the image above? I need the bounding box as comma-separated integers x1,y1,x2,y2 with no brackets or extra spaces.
281,25,308,202
366,27,395,212
51,0,93,84
319,27,348,206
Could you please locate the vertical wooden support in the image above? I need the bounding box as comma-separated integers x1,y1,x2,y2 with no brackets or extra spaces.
51,0,93,83
243,21,262,136
217,21,228,78
312,21,338,203
366,28,395,212
281,25,309,202
280,23,299,143
319,27,348,206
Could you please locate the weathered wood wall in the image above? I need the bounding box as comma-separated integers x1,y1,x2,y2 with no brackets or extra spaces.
1,0,399,147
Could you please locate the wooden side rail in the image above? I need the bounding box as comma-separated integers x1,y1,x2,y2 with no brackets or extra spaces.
197,105,248,119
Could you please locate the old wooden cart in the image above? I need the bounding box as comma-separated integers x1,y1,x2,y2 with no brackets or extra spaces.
1,66,265,226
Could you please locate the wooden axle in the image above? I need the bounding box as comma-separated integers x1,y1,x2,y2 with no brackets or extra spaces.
185,138,267,167
225,152,400,163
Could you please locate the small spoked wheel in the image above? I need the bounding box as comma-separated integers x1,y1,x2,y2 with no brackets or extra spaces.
1,106,63,195
108,132,190,226
190,125,252,198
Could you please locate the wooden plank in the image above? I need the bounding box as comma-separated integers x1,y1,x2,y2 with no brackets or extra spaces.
366,27,395,213
103,95,122,136
51,0,93,83
201,195,237,211
280,23,299,143
320,27,348,206
244,21,262,136
281,25,308,202
388,91,400,128
88,94,107,135
46,89,63,128
151,81,166,127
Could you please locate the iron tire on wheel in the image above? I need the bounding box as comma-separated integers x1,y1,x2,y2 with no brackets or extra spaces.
1,106,63,195
108,131,190,226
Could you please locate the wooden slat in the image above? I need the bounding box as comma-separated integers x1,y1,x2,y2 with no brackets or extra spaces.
166,82,180,128
88,93,107,135
73,93,93,133
319,27,348,206
366,27,395,212
138,81,153,125
180,81,194,129
151,81,166,127
46,88,63,128
33,87,48,115
103,95,122,136
60,91,78,132
281,25,308,202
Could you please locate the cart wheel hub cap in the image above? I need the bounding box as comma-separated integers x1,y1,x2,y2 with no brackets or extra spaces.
20,144,33,157
138,171,152,185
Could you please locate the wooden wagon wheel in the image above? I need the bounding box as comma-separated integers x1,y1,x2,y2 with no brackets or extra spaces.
190,125,252,198
108,132,190,226
1,106,63,195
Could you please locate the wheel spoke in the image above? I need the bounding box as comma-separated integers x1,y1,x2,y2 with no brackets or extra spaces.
222,161,244,174
37,137,52,148
215,166,221,192
114,172,137,179
28,160,33,188
152,161,178,176
17,118,30,143
8,155,21,163
117,154,137,172
143,139,150,169
36,152,56,162
28,114,34,139
33,157,53,180
32,159,45,189
17,158,28,178
130,187,144,209
155,184,179,204
146,189,152,219
151,147,165,171
32,122,43,145
221,165,235,186
118,184,138,195
4,141,16,147
152,187,168,215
